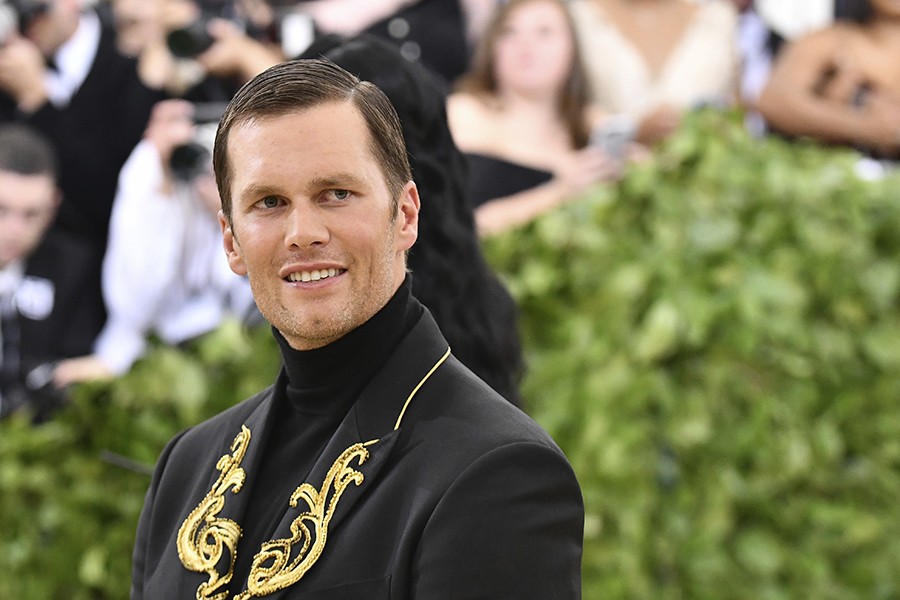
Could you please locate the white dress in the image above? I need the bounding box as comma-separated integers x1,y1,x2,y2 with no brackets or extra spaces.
570,0,739,117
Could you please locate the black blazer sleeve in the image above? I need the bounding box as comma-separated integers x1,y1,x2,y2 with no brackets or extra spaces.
131,428,190,600
411,441,584,599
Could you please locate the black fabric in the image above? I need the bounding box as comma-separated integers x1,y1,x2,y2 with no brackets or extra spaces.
0,230,101,419
132,308,584,599
464,152,554,208
360,0,470,87
19,230,103,362
226,277,422,594
0,291,21,414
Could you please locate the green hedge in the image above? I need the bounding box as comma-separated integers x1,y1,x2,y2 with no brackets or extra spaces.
0,321,281,600
484,109,900,599
2,109,899,598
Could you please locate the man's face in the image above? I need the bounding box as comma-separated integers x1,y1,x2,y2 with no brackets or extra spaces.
21,0,79,57
220,100,419,350
0,169,58,269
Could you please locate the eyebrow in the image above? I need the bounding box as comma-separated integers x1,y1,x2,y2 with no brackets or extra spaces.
236,183,281,205
305,173,370,193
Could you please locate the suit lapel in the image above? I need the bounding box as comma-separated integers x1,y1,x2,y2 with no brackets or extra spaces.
246,310,451,598
281,309,451,533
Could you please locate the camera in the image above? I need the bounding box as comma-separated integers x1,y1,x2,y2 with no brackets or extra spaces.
166,1,317,60
165,0,242,58
169,102,227,182
0,0,50,46
166,14,218,59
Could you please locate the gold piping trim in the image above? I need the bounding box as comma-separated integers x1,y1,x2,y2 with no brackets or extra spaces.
394,346,451,431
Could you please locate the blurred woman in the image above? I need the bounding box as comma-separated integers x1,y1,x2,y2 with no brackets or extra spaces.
569,0,738,144
757,0,900,158
447,0,622,237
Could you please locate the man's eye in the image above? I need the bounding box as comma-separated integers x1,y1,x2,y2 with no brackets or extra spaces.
261,196,280,208
332,189,350,201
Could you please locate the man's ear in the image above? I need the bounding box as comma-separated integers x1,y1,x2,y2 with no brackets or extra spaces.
219,210,248,276
47,187,61,222
395,181,420,253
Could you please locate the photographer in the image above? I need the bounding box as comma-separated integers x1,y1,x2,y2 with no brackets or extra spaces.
0,0,164,346
0,123,100,421
112,0,286,100
54,99,256,385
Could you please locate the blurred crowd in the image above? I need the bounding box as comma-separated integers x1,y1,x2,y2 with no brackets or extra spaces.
0,0,893,419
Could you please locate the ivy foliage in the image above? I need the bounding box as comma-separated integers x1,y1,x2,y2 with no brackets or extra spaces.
483,108,900,599
2,109,900,598
0,320,280,600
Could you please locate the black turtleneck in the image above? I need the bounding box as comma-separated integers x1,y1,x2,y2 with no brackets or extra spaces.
228,275,422,593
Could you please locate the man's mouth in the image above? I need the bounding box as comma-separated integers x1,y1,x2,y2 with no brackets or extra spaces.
287,268,343,283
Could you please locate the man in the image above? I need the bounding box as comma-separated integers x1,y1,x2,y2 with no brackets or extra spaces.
53,99,257,385
0,123,99,418
131,59,584,599
0,0,164,330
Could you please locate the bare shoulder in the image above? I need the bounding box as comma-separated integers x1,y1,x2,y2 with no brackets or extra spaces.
771,23,855,75
446,92,495,150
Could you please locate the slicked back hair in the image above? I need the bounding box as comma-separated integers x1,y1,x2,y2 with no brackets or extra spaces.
213,58,412,224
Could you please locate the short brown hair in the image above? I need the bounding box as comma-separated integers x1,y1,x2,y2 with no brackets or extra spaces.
213,58,412,222
0,124,58,179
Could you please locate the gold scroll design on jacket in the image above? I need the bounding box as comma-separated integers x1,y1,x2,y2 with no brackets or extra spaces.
234,441,372,599
177,425,251,600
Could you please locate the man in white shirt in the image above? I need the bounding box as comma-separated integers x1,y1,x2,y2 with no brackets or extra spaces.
53,99,256,384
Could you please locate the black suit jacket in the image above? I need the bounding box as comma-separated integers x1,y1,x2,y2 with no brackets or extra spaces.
0,231,101,418
132,311,584,599
19,230,102,367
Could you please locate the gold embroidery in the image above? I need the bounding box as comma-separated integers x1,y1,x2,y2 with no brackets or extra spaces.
177,425,251,600
175,346,450,598
236,442,373,599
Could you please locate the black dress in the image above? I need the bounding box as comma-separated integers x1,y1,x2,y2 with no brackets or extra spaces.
464,152,554,208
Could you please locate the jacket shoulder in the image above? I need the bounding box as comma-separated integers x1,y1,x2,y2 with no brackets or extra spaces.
409,354,564,454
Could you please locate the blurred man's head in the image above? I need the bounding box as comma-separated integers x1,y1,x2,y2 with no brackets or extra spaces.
15,0,82,57
0,123,60,269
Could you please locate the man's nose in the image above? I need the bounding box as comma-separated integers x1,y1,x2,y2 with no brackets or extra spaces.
283,202,330,249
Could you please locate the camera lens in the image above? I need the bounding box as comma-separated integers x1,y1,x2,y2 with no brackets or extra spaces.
170,142,210,182
166,18,214,58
